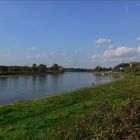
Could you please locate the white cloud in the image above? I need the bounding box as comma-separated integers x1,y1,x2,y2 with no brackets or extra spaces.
59,52,67,56
92,38,140,66
27,55,32,59
25,50,86,67
92,46,140,64
96,38,114,49
27,54,46,60
104,47,140,59
26,51,67,60
34,54,41,59
27,46,37,51
26,50,81,62
136,36,140,41
91,54,100,60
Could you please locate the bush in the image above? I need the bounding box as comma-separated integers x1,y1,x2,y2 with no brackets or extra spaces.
54,98,140,140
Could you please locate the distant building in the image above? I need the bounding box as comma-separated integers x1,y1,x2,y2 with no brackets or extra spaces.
119,67,123,70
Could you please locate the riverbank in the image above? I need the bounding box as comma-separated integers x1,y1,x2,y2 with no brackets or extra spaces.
0,74,139,139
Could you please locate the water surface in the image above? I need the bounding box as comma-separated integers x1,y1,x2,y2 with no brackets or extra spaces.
0,72,114,104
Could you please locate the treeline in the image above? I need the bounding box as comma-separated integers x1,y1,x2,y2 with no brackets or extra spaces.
64,68,93,72
0,61,140,75
0,64,64,75
114,62,140,73
0,64,93,75
92,65,112,72
92,62,140,73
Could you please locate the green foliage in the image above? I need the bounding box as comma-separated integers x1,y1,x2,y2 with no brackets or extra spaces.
32,64,38,71
0,64,64,75
114,62,140,73
50,64,60,71
93,65,112,72
55,98,140,140
38,64,47,72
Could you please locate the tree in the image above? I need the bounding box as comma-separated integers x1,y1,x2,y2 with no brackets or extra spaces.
51,64,59,71
94,65,102,72
59,66,64,72
38,64,47,72
0,66,8,72
32,64,38,71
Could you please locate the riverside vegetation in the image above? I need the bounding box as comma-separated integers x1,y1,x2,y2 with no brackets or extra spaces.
0,64,64,75
0,73,139,140
0,64,93,75
0,61,140,75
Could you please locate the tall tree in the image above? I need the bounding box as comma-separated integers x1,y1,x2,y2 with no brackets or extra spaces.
32,64,38,71
38,64,47,72
51,64,59,71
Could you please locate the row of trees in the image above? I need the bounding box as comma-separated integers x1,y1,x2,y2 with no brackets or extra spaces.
0,62,140,74
0,64,64,74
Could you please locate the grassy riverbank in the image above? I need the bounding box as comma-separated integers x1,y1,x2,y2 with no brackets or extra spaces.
0,74,140,140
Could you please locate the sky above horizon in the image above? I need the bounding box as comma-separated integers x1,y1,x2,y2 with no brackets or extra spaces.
0,1,140,68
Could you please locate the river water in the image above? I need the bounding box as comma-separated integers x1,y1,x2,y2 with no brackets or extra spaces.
0,72,114,104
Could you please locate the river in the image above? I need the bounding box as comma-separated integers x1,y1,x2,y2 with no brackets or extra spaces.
0,72,114,104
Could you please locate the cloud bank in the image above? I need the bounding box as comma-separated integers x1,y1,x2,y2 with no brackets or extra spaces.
92,38,140,66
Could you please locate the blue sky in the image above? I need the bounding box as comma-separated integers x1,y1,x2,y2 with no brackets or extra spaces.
0,1,140,68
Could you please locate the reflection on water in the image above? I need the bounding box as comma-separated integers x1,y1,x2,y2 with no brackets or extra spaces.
0,77,8,89
0,72,114,104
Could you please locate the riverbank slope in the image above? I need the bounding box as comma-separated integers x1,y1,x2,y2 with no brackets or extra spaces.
0,74,139,139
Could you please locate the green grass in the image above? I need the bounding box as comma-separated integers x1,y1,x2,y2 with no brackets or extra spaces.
0,74,140,140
